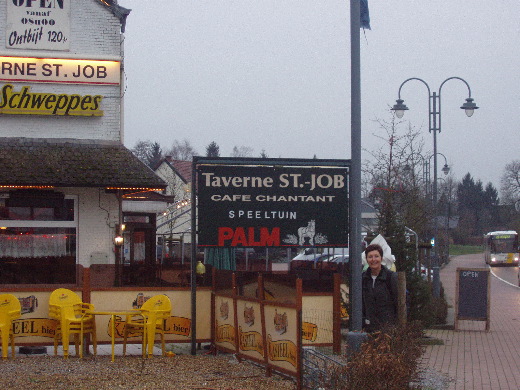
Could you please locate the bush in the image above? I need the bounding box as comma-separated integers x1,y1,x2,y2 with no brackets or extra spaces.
407,273,448,327
329,323,424,389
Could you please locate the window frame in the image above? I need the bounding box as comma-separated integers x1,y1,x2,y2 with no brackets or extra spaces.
0,193,79,268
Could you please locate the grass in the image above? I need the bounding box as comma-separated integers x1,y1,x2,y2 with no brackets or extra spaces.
449,245,482,256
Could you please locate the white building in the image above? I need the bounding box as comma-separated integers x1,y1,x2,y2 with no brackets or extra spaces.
0,0,166,285
154,158,193,262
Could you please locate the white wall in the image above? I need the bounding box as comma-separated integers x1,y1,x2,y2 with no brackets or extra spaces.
0,1,128,267
58,187,120,266
155,162,193,243
0,0,123,141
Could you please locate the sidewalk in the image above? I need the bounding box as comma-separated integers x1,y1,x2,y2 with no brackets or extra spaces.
421,254,520,390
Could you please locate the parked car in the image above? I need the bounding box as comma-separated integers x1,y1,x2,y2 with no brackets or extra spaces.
290,251,349,272
291,247,348,261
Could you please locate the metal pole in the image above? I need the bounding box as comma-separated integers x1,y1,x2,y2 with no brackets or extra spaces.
181,233,185,264
431,92,441,297
190,159,197,355
116,190,123,287
349,0,363,332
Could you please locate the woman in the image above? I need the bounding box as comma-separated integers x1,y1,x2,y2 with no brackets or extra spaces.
362,243,398,332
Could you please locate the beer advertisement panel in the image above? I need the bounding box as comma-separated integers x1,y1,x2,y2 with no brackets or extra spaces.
237,299,264,359
264,304,298,374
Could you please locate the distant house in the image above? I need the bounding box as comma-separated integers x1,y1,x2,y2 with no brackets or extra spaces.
361,198,379,235
154,158,193,261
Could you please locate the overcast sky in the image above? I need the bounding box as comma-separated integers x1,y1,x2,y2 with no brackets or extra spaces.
121,0,519,192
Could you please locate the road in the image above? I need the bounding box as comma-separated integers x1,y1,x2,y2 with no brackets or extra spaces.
422,253,520,390
488,262,519,287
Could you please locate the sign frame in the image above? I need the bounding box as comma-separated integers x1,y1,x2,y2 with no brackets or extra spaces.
455,267,490,331
194,157,350,248
0,56,121,85
6,0,71,51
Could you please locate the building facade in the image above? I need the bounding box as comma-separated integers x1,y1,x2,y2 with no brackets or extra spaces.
0,0,166,285
154,158,193,262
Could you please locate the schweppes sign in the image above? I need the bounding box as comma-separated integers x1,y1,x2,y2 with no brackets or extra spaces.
0,84,103,116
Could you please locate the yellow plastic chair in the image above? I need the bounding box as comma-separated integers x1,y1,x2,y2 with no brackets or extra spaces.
0,294,21,359
49,288,97,358
123,294,171,357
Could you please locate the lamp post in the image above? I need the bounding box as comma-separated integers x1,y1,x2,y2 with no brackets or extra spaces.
424,152,450,198
391,77,478,298
405,152,450,197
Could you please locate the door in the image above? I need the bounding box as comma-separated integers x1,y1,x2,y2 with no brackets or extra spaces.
122,213,157,285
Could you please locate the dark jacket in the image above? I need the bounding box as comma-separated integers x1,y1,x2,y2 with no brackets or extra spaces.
362,265,397,332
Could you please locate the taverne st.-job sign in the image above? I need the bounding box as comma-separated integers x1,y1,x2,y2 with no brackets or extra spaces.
195,157,349,248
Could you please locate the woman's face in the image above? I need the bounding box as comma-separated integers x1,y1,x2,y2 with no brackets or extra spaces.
366,249,382,274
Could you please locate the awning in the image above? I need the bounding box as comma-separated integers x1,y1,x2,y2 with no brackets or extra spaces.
123,191,177,213
0,137,167,191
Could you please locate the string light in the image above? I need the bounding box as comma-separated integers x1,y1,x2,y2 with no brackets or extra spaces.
106,187,165,191
160,198,191,216
0,185,54,189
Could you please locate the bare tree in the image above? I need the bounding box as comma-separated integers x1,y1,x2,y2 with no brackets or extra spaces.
500,160,520,204
363,112,432,239
131,140,163,168
165,139,198,160
231,145,254,157
131,140,154,165
364,114,427,194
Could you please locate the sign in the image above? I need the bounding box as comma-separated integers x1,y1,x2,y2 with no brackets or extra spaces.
237,301,264,358
6,0,71,51
264,305,299,372
12,318,57,338
0,84,103,116
214,296,236,349
196,159,349,247
0,56,121,85
492,234,514,240
455,267,490,331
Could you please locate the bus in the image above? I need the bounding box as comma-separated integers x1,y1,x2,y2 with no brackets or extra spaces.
483,231,519,266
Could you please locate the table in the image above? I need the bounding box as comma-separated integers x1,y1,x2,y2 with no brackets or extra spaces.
80,310,142,362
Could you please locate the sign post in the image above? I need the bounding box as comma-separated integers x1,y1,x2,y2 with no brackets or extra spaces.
191,157,349,357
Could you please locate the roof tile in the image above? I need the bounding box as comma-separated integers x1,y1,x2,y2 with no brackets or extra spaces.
0,138,166,189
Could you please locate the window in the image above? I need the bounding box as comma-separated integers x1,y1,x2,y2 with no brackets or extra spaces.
0,191,77,284
1,198,74,221
124,215,149,224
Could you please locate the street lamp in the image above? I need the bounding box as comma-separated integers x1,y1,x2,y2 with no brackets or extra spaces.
404,152,450,198
391,77,478,298
424,152,450,197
